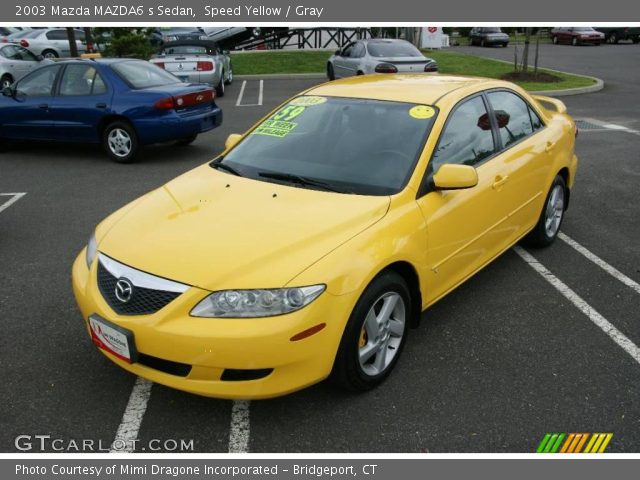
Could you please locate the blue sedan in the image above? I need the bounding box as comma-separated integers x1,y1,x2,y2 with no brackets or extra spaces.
0,58,223,162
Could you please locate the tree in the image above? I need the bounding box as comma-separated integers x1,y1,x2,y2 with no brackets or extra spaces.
521,27,532,73
66,28,79,57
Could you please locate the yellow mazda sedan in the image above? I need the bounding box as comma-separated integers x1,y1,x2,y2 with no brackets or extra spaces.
72,75,578,399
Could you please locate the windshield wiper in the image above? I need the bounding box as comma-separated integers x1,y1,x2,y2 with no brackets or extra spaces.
211,159,243,177
258,172,351,194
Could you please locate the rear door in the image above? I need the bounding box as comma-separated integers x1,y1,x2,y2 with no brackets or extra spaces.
0,64,61,140
49,63,112,142
416,94,514,304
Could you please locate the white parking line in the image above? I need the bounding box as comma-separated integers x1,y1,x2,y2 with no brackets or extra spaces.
110,377,153,452
0,193,26,214
228,400,251,453
235,80,264,107
514,246,640,366
558,232,640,296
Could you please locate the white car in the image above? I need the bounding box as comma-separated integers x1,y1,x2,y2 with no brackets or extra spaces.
0,43,50,89
18,28,86,59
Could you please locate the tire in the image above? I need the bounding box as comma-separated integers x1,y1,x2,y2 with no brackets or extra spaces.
572,37,578,46
552,36,558,45
480,39,486,47
102,121,139,163
503,43,508,47
175,134,197,146
522,175,567,248
331,271,411,392
215,73,225,97
609,32,618,44
356,71,364,76
327,63,335,80
42,49,58,59
1,74,13,90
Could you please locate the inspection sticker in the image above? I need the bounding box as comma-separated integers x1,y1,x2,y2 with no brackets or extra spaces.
409,105,435,119
289,95,327,107
253,120,298,138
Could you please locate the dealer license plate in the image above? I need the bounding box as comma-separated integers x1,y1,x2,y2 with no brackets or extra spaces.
89,315,137,363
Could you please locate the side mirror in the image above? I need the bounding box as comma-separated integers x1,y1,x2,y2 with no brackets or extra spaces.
2,86,15,97
225,133,242,150
433,164,478,190
334,49,342,56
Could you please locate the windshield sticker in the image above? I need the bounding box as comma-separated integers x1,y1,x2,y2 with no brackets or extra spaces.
272,105,306,121
409,105,435,119
289,96,327,107
253,120,298,138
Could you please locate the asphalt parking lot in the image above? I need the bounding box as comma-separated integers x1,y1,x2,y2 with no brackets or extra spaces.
1,44,640,453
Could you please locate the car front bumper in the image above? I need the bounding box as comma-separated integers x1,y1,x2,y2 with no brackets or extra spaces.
72,250,356,399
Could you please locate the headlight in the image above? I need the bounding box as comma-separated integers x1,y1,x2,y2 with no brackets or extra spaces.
85,232,97,268
191,285,326,318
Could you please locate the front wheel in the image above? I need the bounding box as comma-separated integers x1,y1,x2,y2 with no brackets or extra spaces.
327,62,335,80
522,175,566,248
572,37,578,46
103,121,139,163
331,271,411,392
552,36,559,44
1,74,13,89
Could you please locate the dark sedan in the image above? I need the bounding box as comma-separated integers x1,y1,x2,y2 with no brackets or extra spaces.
551,27,604,46
0,59,222,162
469,27,509,47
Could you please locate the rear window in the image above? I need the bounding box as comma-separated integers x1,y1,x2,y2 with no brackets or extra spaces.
161,45,210,55
111,60,182,89
480,28,503,33
367,42,422,58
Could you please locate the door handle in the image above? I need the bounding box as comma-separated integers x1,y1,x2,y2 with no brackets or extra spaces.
95,102,107,108
492,175,509,189
38,103,48,110
545,141,556,153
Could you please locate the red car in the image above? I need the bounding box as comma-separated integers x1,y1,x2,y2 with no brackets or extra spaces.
551,27,604,46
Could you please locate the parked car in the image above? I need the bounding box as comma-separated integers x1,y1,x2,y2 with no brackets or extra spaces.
0,27,21,42
150,40,232,97
595,27,640,44
203,27,288,49
1,29,36,45
0,43,50,88
72,74,577,398
15,28,87,58
468,27,510,47
327,39,437,80
551,27,604,46
149,28,207,48
0,59,222,162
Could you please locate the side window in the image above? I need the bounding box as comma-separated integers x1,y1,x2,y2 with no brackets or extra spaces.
46,30,67,41
341,43,355,57
0,45,18,59
15,46,38,61
74,30,85,41
431,95,496,171
487,91,535,148
15,65,61,96
352,43,365,58
59,65,107,96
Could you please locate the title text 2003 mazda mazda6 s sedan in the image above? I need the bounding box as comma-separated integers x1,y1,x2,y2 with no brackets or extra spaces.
72,75,578,399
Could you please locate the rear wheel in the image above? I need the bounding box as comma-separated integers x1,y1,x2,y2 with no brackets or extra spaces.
327,63,335,80
216,72,225,97
480,39,486,47
572,37,578,46
552,36,559,44
42,49,58,59
1,74,13,89
609,32,619,44
331,271,411,392
522,175,566,248
225,65,233,85
103,121,139,163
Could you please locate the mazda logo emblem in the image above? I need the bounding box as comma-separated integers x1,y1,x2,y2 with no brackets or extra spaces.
178,63,183,70
115,278,134,303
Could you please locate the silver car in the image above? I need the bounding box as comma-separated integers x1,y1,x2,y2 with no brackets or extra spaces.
150,40,232,97
327,39,437,80
0,43,50,89
18,28,86,59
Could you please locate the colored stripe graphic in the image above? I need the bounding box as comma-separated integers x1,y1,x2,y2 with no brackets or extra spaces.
537,433,613,453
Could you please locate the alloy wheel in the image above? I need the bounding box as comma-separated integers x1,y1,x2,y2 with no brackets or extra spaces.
107,128,132,158
544,184,565,237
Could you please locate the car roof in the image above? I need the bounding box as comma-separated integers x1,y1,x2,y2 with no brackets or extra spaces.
307,74,504,106
51,58,144,66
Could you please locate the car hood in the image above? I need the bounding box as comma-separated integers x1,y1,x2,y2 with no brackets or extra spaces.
98,165,390,291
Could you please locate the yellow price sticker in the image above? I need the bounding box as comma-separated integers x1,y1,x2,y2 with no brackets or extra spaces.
409,105,435,119
289,96,327,107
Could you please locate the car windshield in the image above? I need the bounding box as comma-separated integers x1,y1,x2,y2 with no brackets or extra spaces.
218,96,437,195
367,42,422,58
481,28,503,33
574,27,596,32
112,60,182,89
161,45,210,55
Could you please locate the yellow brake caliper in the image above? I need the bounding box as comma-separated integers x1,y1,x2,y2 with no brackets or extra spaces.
359,327,367,348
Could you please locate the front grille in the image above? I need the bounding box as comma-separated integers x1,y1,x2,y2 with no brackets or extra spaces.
97,262,181,316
